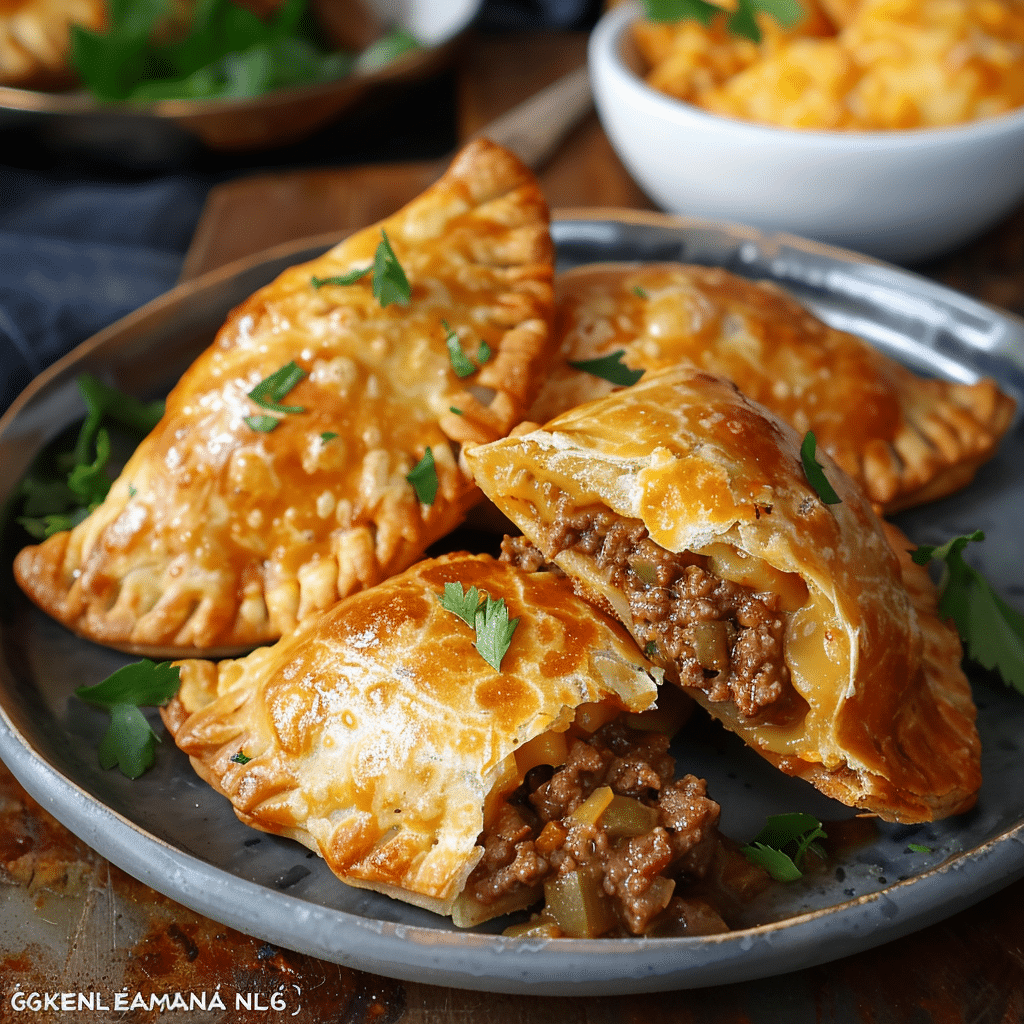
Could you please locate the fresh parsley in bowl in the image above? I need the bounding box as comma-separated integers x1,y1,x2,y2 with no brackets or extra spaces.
70,0,417,103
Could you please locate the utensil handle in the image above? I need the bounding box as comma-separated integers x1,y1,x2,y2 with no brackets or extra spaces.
473,66,593,169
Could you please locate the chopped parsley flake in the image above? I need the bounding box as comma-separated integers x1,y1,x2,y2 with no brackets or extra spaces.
244,414,282,433
444,322,477,378
406,447,438,505
569,350,644,387
248,361,306,414
311,229,411,307
800,431,841,504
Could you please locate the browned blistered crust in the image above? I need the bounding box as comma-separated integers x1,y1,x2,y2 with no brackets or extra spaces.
531,262,1016,514
14,138,555,657
161,553,659,920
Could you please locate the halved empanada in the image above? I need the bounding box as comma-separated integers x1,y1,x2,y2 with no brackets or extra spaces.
530,262,1015,514
14,139,554,657
467,366,982,823
161,551,719,932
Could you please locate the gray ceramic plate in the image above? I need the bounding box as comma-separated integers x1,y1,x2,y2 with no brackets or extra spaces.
2,212,1023,996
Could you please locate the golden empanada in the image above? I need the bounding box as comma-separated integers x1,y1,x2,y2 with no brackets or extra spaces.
467,366,982,823
529,262,1015,514
161,551,710,932
14,139,554,657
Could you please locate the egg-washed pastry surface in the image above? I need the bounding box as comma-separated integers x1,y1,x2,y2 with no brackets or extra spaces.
13,138,554,658
633,0,1024,130
161,552,765,936
530,262,1015,514
469,367,982,824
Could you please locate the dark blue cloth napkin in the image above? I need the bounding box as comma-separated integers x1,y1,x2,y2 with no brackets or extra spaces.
0,168,207,413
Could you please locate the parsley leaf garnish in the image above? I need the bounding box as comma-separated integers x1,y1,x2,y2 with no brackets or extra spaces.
444,322,477,378
244,414,281,433
13,375,163,539
248,361,306,414
907,843,932,854
800,431,841,504
475,595,520,672
912,531,1024,694
70,0,358,103
439,581,483,627
371,230,411,307
642,0,803,42
742,812,827,881
406,447,438,505
311,266,371,288
75,660,181,780
230,750,252,765
568,350,644,387
311,230,411,308
243,361,306,432
438,583,520,671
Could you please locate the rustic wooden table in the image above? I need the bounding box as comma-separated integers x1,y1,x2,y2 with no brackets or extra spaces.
3,28,1024,1024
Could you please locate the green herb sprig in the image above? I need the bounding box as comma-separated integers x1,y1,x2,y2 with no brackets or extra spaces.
312,230,411,308
741,812,827,881
439,582,520,672
642,0,803,43
244,360,307,432
406,448,439,505
75,660,181,779
70,0,369,103
568,350,644,387
443,321,493,378
800,431,841,504
14,375,164,539
912,531,1024,694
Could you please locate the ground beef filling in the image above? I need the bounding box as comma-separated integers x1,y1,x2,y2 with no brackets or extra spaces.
502,507,806,725
466,719,767,938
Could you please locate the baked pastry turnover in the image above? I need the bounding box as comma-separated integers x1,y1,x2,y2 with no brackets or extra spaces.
162,552,675,928
14,139,554,657
468,366,982,823
529,262,1015,514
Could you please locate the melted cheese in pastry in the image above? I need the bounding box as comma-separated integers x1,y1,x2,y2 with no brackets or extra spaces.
530,262,1015,514
161,552,660,922
467,366,982,823
14,139,555,657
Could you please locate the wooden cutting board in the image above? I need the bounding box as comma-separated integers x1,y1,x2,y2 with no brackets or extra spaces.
180,30,652,281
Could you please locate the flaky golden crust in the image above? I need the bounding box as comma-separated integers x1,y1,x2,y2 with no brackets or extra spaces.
466,366,981,822
162,553,659,919
14,139,554,657
530,262,1015,514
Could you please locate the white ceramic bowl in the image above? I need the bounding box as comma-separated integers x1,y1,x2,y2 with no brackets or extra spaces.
589,1,1024,264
